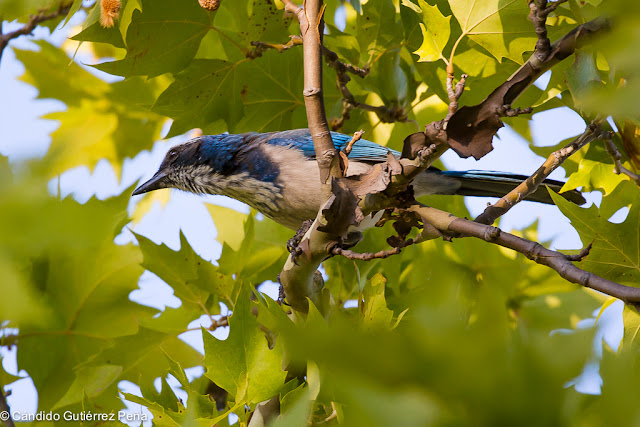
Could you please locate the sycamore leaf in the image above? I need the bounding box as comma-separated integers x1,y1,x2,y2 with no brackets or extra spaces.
0,0,65,22
362,273,394,329
271,388,313,427
14,40,110,106
412,1,451,62
71,20,126,49
210,0,293,51
551,190,640,284
448,0,536,63
53,365,123,410
95,0,211,77
17,41,165,177
355,0,404,64
0,360,22,387
203,285,286,404
54,327,203,410
152,59,245,137
44,102,120,176
565,51,603,109
0,177,159,410
562,141,628,195
135,231,235,308
208,208,289,284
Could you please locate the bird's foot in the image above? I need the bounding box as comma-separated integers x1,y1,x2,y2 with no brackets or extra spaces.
287,219,313,264
276,274,290,306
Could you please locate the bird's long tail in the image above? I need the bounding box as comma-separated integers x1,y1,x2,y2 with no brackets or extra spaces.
415,169,586,205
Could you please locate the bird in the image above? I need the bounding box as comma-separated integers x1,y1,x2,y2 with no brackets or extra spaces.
132,129,585,230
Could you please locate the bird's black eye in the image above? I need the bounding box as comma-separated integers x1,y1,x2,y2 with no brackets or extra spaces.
168,149,178,157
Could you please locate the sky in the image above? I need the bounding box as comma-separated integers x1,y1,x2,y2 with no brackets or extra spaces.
0,8,625,426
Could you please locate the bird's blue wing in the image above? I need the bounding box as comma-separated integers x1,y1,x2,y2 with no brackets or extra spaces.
256,129,399,162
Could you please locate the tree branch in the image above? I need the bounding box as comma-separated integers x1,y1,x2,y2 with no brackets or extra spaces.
0,2,72,65
445,16,609,160
283,0,336,183
475,120,606,225
604,137,640,187
323,46,407,130
331,238,414,261
410,203,640,304
528,0,569,61
278,0,339,313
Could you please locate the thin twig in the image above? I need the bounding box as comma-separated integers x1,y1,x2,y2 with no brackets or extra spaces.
332,237,415,261
342,130,364,156
604,138,640,187
528,0,569,61
565,243,592,262
475,120,605,225
411,203,640,304
247,36,302,58
245,33,403,130
324,44,405,129
312,402,338,425
332,245,402,261
0,2,72,64
443,72,467,128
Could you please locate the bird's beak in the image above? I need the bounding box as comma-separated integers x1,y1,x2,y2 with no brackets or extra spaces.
132,171,170,196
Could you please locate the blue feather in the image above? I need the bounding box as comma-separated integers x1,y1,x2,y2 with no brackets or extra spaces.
255,129,397,162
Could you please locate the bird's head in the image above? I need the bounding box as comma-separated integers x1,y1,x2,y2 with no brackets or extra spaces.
132,135,238,196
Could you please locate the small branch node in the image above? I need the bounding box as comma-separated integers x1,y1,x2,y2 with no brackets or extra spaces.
483,226,501,242
565,243,593,262
603,136,640,187
303,87,322,97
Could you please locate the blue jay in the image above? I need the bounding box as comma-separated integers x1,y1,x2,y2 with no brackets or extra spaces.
132,129,585,230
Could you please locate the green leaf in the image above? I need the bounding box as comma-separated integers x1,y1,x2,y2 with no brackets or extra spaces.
355,0,404,65
550,190,640,284
565,51,603,109
362,273,394,329
621,304,640,351
153,59,245,137
203,285,286,404
135,231,235,307
449,0,536,63
53,365,123,410
71,20,126,49
271,388,313,427
0,360,22,387
0,177,159,410
95,0,211,77
16,41,165,177
44,102,120,175
0,0,64,21
412,1,451,62
15,40,110,106
562,141,628,195
233,49,307,133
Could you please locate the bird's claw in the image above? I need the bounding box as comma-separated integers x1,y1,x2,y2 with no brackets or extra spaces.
287,219,313,264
